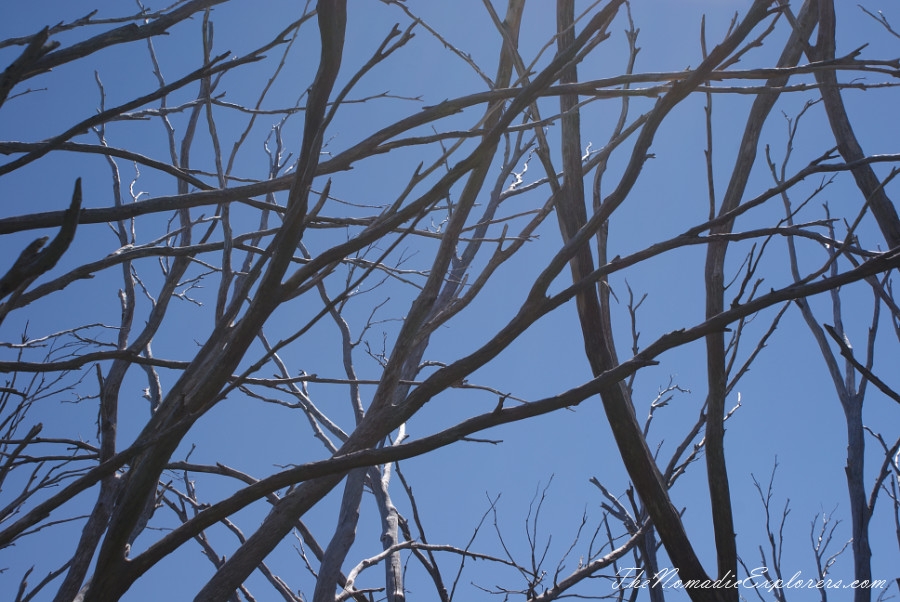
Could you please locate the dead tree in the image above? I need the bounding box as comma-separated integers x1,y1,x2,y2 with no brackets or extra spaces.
0,1,898,600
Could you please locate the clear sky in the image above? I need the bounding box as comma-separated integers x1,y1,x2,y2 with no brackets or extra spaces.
1,1,898,600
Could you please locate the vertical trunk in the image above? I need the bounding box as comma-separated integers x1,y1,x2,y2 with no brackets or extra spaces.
844,397,873,602
555,1,716,599
810,3,895,597
702,3,817,595
371,466,405,602
312,468,367,602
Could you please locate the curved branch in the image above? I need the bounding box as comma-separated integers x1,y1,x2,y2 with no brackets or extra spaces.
0,178,82,304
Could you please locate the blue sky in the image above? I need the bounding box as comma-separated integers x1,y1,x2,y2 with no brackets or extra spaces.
1,1,899,600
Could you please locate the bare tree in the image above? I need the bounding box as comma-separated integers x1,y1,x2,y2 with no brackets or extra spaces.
0,1,898,600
